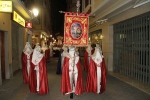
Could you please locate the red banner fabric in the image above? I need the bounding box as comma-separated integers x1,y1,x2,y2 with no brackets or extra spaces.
64,12,89,47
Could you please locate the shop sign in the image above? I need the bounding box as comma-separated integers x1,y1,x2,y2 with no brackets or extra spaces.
13,11,25,27
0,1,12,12
25,22,32,28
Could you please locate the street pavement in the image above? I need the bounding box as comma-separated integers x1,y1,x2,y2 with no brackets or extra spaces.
0,57,150,100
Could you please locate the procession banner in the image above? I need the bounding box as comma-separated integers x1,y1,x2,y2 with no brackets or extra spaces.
64,12,89,46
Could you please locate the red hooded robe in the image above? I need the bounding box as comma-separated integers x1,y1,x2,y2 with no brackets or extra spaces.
29,46,49,95
21,42,33,83
29,56,49,94
86,58,107,94
61,57,84,95
84,51,89,71
21,52,32,83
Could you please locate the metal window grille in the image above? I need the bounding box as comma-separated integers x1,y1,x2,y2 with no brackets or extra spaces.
113,11,150,86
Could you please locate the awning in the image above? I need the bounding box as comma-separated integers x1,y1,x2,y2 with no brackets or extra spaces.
12,0,32,20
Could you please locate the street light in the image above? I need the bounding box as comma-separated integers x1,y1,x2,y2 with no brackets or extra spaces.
28,8,39,44
29,8,39,19
32,8,39,17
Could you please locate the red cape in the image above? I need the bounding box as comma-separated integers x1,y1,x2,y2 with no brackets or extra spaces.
45,49,50,61
21,52,32,83
29,56,49,94
86,58,107,94
61,57,84,95
84,50,94,71
84,51,89,71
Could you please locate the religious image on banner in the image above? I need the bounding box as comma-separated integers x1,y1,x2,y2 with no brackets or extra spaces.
64,12,89,46
71,22,82,39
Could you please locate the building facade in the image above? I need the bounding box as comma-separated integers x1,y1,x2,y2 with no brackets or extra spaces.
67,0,150,86
0,0,32,85
0,0,51,85
21,0,51,46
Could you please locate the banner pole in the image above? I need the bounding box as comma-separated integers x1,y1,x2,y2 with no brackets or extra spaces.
69,0,80,98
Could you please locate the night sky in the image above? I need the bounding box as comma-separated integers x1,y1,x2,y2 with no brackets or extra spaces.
50,0,67,38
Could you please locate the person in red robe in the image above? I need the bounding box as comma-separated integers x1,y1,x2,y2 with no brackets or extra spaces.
56,45,69,74
46,48,50,61
61,46,69,70
29,45,49,94
84,44,94,71
86,44,107,94
21,42,33,83
41,43,49,61
61,46,84,95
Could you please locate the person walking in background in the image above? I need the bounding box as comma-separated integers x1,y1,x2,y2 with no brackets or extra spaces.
61,46,69,71
56,45,65,74
61,46,84,95
21,42,33,83
86,44,107,94
84,43,94,71
29,45,49,94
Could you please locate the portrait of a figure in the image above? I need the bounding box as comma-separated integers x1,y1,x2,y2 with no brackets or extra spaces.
71,22,82,39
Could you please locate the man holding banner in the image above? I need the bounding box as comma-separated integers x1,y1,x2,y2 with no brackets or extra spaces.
61,46,84,95
61,11,89,97
85,44,107,94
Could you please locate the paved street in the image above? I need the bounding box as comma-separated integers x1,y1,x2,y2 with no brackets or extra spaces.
0,57,150,100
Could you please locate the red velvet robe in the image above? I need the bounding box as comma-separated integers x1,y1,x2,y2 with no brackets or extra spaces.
84,51,89,71
61,57,84,95
45,49,50,61
84,50,94,71
21,52,32,83
86,58,107,94
29,56,49,94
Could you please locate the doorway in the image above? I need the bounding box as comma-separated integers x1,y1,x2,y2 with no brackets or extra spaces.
0,31,5,82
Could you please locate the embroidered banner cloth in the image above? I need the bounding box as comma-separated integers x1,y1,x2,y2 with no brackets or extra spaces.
64,12,89,46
